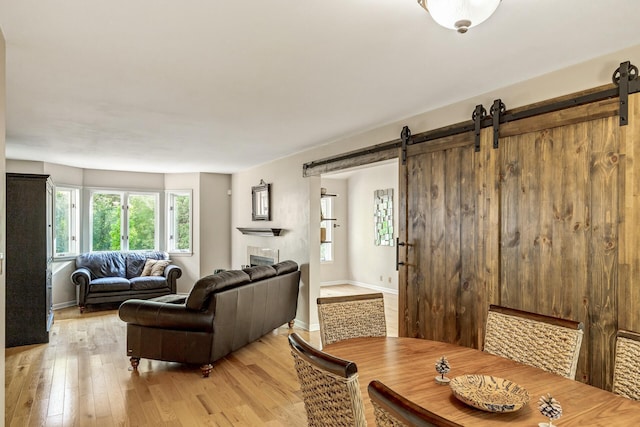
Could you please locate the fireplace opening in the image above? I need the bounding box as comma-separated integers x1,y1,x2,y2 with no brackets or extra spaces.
247,246,279,267
250,255,275,267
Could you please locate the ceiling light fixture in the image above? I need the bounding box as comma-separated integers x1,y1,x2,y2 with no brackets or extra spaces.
417,0,501,34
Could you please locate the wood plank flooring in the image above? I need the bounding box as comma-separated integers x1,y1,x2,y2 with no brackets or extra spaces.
5,284,397,426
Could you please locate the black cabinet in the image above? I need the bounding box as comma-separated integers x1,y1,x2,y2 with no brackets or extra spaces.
6,173,54,347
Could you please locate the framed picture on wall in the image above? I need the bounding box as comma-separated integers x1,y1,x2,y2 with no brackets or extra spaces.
252,180,271,221
374,188,393,246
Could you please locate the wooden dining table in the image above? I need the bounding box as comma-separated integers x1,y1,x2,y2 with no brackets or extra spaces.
324,337,640,426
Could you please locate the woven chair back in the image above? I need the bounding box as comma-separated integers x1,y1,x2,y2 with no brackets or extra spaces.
368,380,462,427
317,293,387,347
613,330,640,400
288,333,367,427
483,305,584,379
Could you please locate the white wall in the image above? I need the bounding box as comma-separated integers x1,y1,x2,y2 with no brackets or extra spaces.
199,173,232,277
346,162,399,292
51,261,76,310
4,159,84,187
231,158,318,330
45,162,84,186
6,159,45,174
83,168,164,190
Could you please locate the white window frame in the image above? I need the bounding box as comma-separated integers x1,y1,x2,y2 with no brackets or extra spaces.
89,189,160,252
166,190,193,255
54,186,80,258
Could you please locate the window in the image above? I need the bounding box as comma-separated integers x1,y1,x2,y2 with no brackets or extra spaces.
320,196,333,262
90,190,159,251
128,193,159,250
167,190,192,253
54,186,80,257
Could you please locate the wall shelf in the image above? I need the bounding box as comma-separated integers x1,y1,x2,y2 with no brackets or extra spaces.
237,227,284,236
320,190,338,254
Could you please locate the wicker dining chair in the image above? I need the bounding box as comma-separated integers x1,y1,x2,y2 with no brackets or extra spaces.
483,304,584,379
288,332,367,427
368,380,462,427
317,293,387,347
612,329,640,400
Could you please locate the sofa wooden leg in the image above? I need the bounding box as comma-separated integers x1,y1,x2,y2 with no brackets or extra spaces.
130,357,140,371
79,306,85,314
288,319,295,328
200,364,213,378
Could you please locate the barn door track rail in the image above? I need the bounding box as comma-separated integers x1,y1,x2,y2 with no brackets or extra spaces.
403,61,638,153
303,61,638,176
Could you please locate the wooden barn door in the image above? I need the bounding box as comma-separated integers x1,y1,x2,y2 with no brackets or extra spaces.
398,134,489,349
498,115,621,387
398,92,640,390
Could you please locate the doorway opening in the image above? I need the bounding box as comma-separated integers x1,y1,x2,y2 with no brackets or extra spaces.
318,159,399,336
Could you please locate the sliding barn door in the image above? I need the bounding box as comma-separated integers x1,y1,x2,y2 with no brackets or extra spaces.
399,92,640,390
499,116,621,386
399,135,487,348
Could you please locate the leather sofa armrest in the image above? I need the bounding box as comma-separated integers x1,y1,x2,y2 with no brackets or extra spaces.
71,267,91,308
71,267,91,286
119,299,212,332
151,294,187,304
164,265,182,293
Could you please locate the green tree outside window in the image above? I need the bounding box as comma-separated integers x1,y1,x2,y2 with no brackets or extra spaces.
129,194,156,250
91,193,122,251
55,190,70,254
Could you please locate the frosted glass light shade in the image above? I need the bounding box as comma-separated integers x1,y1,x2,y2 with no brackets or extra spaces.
418,0,501,33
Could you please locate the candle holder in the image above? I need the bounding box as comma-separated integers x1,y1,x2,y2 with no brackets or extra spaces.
434,355,451,385
538,393,562,427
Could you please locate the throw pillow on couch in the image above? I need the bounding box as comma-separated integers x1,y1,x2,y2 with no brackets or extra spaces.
141,259,171,276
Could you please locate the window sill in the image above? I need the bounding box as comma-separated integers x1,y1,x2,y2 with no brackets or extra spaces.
54,254,78,262
168,251,193,257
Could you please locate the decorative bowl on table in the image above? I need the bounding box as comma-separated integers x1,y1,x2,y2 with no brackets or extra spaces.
449,374,530,413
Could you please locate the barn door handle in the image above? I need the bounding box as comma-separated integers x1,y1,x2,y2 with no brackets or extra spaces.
396,238,406,271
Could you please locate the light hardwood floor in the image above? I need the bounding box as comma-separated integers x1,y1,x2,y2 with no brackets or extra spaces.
5,285,397,426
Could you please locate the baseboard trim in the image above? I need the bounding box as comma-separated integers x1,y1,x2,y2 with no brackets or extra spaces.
320,280,398,296
320,280,346,287
53,301,77,311
291,319,319,332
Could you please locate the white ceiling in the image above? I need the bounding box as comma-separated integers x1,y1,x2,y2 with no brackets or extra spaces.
1,1,640,174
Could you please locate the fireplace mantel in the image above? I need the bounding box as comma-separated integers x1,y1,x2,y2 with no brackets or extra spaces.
237,227,284,236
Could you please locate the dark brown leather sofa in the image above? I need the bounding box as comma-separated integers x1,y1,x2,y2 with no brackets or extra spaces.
71,251,182,312
118,260,301,377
